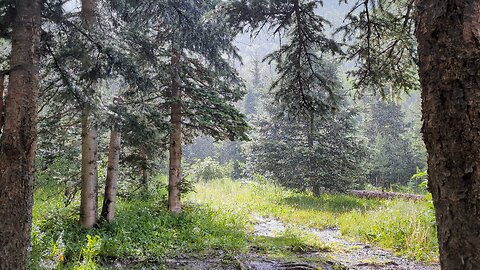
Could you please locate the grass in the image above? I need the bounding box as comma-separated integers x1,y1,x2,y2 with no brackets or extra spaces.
252,227,331,254
337,200,438,262
31,184,249,269
190,178,438,262
30,177,438,269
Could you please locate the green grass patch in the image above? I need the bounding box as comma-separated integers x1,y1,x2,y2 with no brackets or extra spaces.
31,177,438,269
338,200,438,262
31,186,249,269
252,227,331,254
190,178,438,263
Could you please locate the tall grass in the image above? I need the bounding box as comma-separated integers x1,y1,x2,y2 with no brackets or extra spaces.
31,184,249,269
190,178,438,262
31,177,438,268
338,200,438,262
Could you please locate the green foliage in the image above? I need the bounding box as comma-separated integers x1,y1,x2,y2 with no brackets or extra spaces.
362,98,425,187
222,0,342,115
193,178,438,263
185,157,234,182
74,235,101,270
250,99,368,193
339,0,418,97
31,190,249,269
253,227,330,254
110,0,250,142
338,200,438,262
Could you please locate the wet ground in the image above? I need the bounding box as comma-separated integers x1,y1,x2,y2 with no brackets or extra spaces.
108,215,440,270
245,215,439,270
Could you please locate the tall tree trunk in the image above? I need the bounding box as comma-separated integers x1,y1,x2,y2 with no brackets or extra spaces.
0,0,41,269
0,74,5,132
79,0,99,228
308,112,318,196
101,127,121,222
140,151,149,196
168,50,182,213
79,108,99,227
416,1,480,269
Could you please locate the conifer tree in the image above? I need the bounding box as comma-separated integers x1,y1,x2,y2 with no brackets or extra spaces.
0,0,42,269
222,0,342,116
109,0,249,212
225,0,480,267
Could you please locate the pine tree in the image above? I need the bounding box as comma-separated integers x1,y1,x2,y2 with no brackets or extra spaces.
222,0,342,116
363,98,420,187
252,97,367,194
0,0,42,268
109,0,249,212
78,0,100,228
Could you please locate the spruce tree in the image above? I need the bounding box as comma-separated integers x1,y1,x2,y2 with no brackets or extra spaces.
109,0,249,212
0,0,42,268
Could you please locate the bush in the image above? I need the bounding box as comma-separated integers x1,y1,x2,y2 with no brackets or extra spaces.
185,157,233,182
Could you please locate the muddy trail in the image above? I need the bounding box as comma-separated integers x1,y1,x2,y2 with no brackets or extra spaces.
240,215,439,270
109,216,440,270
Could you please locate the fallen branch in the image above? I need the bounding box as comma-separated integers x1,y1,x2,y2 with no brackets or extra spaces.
350,190,425,201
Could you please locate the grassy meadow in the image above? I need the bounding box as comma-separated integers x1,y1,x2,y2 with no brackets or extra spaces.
30,177,438,269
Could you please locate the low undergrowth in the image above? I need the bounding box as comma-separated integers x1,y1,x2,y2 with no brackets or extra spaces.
31,177,438,269
30,186,249,269
338,199,438,262
190,178,439,263
252,227,332,255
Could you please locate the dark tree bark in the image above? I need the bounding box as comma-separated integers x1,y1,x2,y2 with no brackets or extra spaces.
0,0,41,269
140,151,149,195
0,74,5,131
79,0,99,228
101,127,121,222
415,1,480,269
168,50,182,213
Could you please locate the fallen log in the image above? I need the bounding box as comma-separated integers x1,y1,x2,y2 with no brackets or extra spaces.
350,190,425,201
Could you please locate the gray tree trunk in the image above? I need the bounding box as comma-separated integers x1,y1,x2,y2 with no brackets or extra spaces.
79,0,99,228
0,0,41,268
80,108,99,227
168,49,182,213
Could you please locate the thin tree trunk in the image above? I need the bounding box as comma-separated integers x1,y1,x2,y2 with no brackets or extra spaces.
79,108,99,227
416,1,480,269
101,127,121,222
168,49,182,213
0,0,41,269
0,74,5,132
79,0,99,228
140,152,149,195
308,112,318,196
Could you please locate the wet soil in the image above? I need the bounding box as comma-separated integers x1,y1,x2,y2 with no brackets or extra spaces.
249,215,440,270
105,215,440,270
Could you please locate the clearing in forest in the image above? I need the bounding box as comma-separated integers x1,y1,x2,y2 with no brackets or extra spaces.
31,178,439,269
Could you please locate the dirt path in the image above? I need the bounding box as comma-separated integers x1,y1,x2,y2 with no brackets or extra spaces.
108,215,439,269
249,215,440,270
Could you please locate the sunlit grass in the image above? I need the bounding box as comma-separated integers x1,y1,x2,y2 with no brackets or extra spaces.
31,177,438,269
337,200,438,262
31,184,249,269
188,178,438,263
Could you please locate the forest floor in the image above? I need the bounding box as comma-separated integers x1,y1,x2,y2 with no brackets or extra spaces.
31,178,440,269
161,214,439,270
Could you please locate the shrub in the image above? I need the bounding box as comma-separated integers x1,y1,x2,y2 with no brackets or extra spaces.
185,157,233,182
